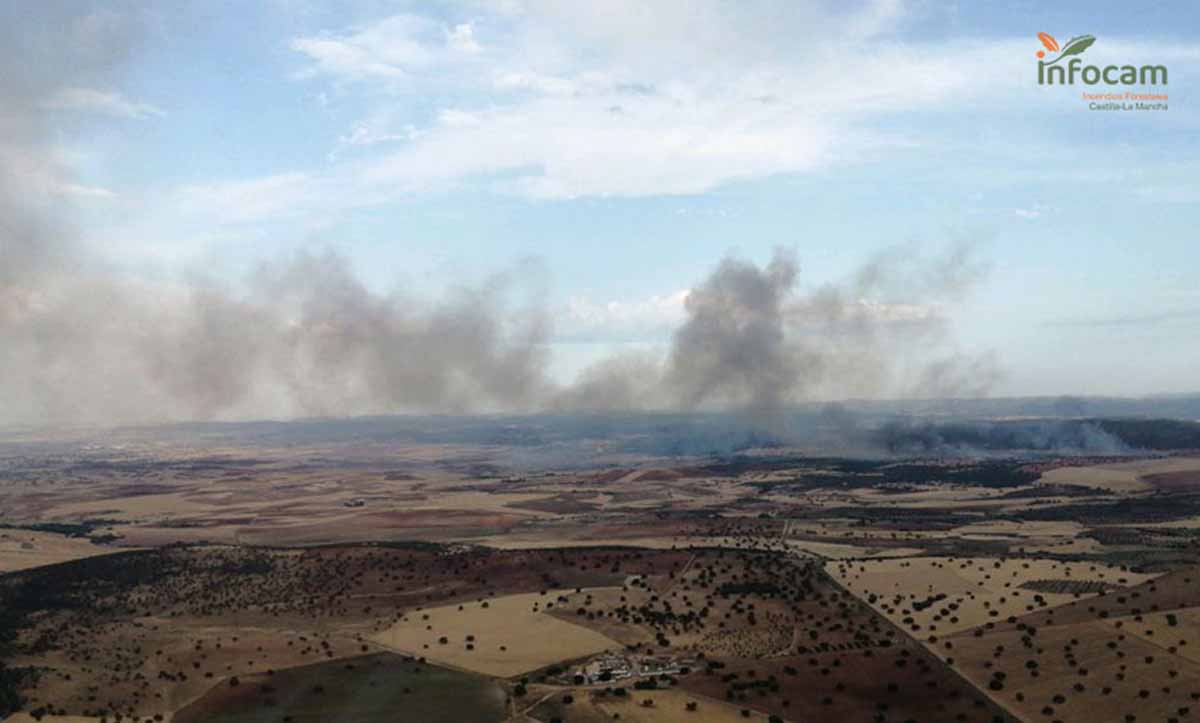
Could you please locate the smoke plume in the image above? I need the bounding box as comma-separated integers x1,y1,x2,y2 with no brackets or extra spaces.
873,418,1132,457
0,6,998,427
557,244,995,417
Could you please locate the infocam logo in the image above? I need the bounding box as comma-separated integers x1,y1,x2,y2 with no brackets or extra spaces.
1036,33,1167,86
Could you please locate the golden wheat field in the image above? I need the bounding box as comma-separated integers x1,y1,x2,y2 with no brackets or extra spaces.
369,589,619,676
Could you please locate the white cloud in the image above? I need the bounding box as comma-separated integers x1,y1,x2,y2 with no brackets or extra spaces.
491,70,578,95
276,2,1038,203
291,13,483,82
447,23,482,54
43,87,164,119
157,4,1200,226
557,289,690,342
336,121,418,149
359,92,857,199
54,182,117,200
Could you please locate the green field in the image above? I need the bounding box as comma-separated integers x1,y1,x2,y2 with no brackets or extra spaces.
174,653,507,723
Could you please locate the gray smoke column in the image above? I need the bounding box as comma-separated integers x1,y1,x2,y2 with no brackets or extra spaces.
611,244,992,407
556,244,997,422
665,252,800,411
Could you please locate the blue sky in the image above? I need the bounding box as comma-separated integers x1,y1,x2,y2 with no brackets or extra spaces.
26,0,1200,399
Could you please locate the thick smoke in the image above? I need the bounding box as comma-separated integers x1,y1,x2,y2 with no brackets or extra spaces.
873,418,1132,457
665,253,800,411
0,6,998,428
0,4,145,424
1,6,557,425
2,251,555,424
557,245,996,418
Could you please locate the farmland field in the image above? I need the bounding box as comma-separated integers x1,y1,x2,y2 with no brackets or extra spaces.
0,528,127,574
828,556,1157,637
4,416,1200,722
1040,456,1200,493
174,653,507,723
370,590,620,676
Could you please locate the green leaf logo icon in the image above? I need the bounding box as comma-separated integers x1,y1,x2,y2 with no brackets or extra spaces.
1044,34,1096,65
